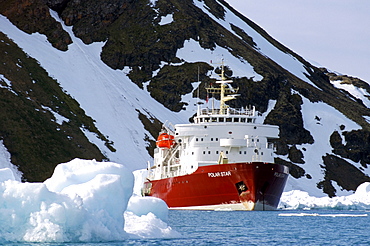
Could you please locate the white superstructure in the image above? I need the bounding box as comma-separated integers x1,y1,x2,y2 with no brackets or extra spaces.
148,64,279,181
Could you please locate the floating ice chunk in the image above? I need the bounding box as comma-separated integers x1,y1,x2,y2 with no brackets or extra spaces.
279,182,370,210
0,159,179,243
124,212,180,239
279,213,367,217
127,196,169,222
0,159,134,242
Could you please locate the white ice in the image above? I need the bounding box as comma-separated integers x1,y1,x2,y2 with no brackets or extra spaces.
2,158,370,243
279,182,370,210
0,159,179,243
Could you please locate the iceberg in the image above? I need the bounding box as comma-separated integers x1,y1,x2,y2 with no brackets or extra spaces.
0,159,179,243
279,182,370,210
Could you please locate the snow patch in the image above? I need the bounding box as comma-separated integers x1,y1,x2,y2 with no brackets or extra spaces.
159,14,173,25
177,38,263,81
331,80,370,108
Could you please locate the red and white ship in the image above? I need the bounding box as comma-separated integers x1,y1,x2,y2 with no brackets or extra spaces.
142,65,289,210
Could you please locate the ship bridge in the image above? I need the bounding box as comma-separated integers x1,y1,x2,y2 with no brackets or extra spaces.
195,107,257,124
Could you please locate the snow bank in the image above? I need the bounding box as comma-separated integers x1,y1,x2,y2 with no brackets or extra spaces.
279,182,370,210
0,140,22,181
0,159,178,243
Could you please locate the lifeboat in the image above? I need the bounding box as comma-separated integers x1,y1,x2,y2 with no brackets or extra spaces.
156,133,175,148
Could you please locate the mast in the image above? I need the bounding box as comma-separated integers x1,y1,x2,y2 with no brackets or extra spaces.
206,61,239,114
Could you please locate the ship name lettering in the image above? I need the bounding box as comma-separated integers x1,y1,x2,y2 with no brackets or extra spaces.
208,171,231,178
274,172,285,178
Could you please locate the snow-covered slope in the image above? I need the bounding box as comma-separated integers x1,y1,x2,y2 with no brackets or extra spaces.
1,0,369,197
1,13,188,170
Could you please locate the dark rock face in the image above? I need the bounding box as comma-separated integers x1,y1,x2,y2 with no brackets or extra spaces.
288,145,305,164
148,62,213,112
331,130,370,168
0,33,107,181
265,92,314,156
0,0,72,50
318,154,370,197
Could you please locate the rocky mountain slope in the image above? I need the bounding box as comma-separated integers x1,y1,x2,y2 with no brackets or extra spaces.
1,0,369,196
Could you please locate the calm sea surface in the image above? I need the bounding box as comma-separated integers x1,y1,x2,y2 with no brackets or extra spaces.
6,210,370,246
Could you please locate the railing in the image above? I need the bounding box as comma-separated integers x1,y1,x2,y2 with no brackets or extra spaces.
198,107,256,116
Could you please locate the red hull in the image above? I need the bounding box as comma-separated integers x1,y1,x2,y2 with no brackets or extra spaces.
143,162,288,210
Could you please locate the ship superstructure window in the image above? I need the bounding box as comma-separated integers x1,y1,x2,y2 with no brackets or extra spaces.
248,118,253,123
226,118,232,122
211,138,213,141
241,118,246,123
234,118,239,122
219,118,224,122
196,138,198,141
216,151,219,154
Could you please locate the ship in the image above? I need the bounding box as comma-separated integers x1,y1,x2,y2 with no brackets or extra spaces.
142,63,289,210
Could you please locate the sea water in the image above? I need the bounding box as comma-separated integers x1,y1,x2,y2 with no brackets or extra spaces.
5,209,369,246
